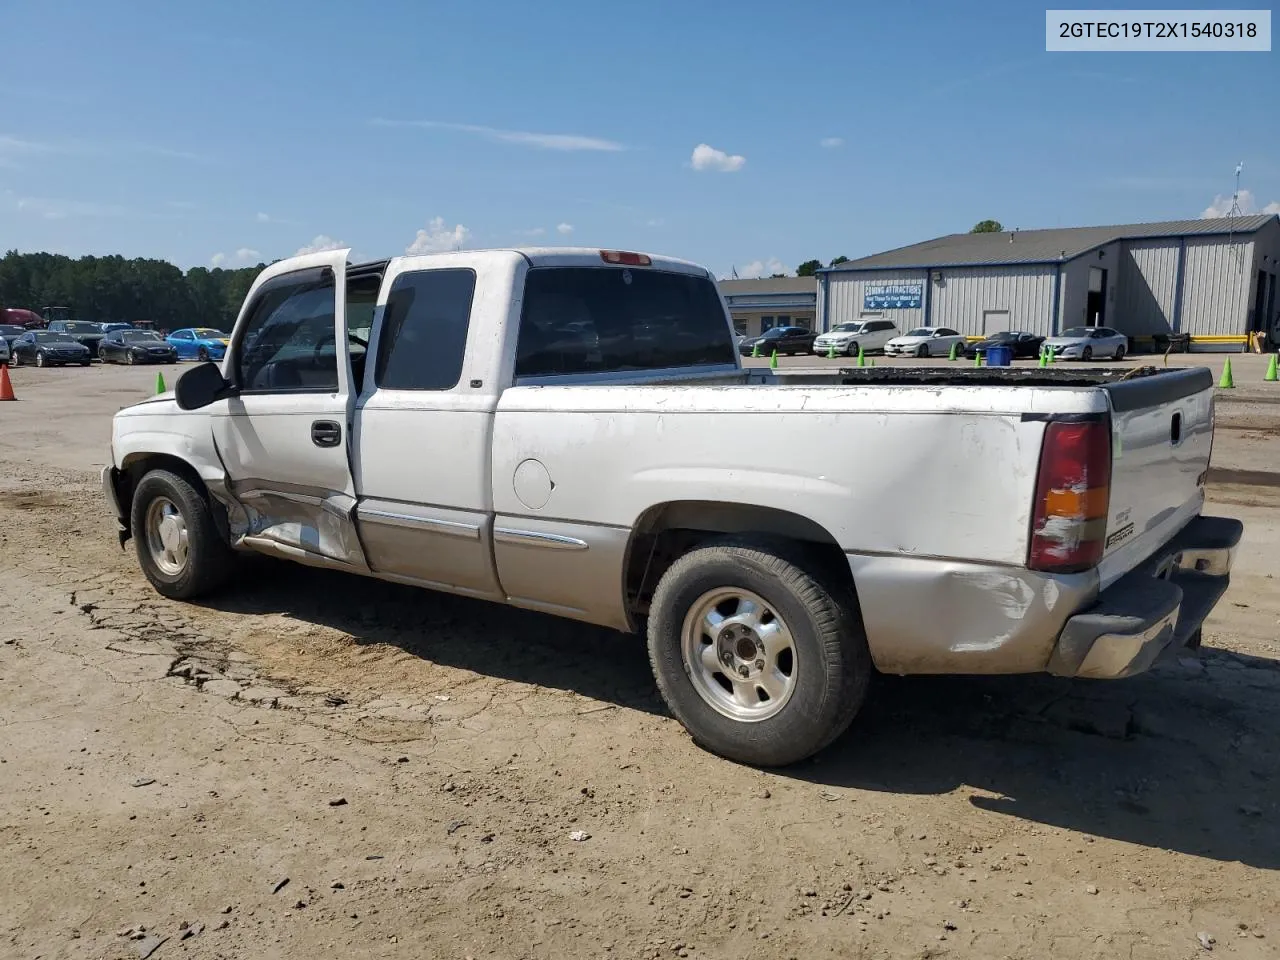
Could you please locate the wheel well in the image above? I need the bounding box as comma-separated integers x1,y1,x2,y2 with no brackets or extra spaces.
623,501,854,623
117,454,229,542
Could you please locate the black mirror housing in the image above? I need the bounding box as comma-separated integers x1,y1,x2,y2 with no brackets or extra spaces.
175,361,232,410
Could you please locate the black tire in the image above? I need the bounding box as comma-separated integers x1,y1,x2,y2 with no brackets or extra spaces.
126,351,135,365
915,344,929,358
1115,344,1126,360
130,468,236,600
647,538,871,767
1082,346,1093,361
8,353,18,367
80,360,90,367
35,351,46,368
845,341,859,357
99,348,108,362
197,347,209,362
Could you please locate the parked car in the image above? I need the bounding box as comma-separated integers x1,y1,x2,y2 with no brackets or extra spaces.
811,319,899,357
0,324,28,350
1043,326,1128,361
103,246,1238,768
0,336,8,365
9,330,92,367
166,327,231,361
99,329,180,365
883,326,967,358
737,325,817,357
961,330,1046,359
46,319,107,356
0,307,45,330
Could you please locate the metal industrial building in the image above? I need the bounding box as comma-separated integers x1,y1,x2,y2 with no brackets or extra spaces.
717,277,818,338
816,215,1280,351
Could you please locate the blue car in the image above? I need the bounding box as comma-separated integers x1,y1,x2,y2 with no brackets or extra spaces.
167,327,231,362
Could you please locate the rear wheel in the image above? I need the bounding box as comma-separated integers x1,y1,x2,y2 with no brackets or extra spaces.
646,538,871,767
1082,346,1093,361
131,469,235,600
1115,344,1126,360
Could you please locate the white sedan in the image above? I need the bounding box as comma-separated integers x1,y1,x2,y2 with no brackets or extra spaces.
1043,326,1128,361
883,326,967,358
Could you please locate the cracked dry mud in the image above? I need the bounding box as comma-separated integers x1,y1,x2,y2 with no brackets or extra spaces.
2,362,1279,960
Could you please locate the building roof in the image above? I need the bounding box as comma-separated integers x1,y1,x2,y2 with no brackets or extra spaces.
827,215,1279,272
718,277,817,295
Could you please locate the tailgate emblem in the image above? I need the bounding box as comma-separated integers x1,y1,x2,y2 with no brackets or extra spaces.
1106,522,1135,549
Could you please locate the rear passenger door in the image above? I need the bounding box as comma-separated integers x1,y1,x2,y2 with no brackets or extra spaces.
351,257,504,600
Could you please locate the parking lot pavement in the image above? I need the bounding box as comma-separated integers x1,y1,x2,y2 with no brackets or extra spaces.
2,362,1279,960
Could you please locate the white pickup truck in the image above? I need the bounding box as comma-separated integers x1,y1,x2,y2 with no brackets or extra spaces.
103,247,1241,767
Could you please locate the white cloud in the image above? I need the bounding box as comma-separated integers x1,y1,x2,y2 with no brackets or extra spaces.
691,143,746,173
819,137,844,148
1201,188,1280,218
210,248,261,268
556,222,574,235
735,257,788,279
295,234,346,256
406,216,471,255
256,211,270,223
371,119,624,152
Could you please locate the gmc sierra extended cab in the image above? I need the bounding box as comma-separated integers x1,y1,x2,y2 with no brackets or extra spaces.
103,247,1241,767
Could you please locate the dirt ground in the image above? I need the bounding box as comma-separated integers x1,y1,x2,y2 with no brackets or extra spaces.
2,356,1278,960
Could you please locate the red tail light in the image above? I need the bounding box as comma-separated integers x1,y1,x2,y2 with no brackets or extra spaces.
600,250,652,266
1028,419,1112,573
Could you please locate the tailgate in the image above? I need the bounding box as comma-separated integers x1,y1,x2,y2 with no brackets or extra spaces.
1097,367,1215,587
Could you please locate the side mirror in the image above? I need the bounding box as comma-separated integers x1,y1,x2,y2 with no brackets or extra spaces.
175,361,233,410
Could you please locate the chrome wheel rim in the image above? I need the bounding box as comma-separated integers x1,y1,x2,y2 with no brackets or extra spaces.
145,496,189,576
681,588,797,722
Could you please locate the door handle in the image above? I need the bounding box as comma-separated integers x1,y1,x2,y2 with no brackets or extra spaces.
311,420,342,448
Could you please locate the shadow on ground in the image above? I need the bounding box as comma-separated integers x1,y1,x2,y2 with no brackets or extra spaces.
199,559,1280,870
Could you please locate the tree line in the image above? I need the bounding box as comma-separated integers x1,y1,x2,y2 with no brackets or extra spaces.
0,250,264,331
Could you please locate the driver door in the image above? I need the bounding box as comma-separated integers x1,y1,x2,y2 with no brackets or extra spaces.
210,249,367,570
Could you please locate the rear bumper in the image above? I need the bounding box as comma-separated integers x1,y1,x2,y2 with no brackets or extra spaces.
1047,515,1242,679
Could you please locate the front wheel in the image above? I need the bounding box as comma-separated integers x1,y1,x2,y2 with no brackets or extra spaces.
8,353,18,367
647,539,871,767
131,469,236,600
99,348,108,362
1082,346,1093,361
916,344,929,358
197,347,209,362
126,351,135,365
35,351,46,368
845,341,859,357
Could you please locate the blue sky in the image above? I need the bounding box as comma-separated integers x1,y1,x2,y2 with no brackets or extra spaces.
2,0,1277,278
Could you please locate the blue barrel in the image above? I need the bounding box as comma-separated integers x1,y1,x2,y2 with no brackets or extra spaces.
986,344,1013,367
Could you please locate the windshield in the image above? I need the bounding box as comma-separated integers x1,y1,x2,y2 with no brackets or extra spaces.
760,328,785,338
121,331,162,343
63,322,100,333
0,325,24,336
33,332,74,343
515,267,735,377
905,328,932,337
987,331,1017,341
1059,327,1090,338
832,322,862,333
193,328,226,339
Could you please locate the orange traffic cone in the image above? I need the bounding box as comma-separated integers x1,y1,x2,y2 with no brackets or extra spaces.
0,364,15,401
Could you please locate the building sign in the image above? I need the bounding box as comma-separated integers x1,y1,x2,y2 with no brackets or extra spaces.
864,283,923,310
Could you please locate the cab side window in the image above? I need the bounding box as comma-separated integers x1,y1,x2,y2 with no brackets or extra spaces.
234,269,337,393
374,269,476,391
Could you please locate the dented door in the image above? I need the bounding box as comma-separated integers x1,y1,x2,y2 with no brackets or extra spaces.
211,249,367,569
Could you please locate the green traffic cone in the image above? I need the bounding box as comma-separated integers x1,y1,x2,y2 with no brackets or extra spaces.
856,344,866,368
826,343,837,359
1265,353,1278,382
948,341,958,361
155,371,166,394
868,357,875,367
769,349,778,370
973,350,981,368
1038,349,1048,369
1219,357,1234,389
751,342,760,358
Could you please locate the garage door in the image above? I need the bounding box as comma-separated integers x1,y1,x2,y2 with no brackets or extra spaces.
982,310,1011,335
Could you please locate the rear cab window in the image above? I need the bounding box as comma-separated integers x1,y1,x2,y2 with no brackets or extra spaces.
514,266,735,378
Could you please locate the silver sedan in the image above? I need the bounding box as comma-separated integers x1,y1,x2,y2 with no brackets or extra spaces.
1042,326,1128,361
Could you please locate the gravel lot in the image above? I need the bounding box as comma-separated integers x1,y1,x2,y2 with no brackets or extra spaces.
2,356,1278,960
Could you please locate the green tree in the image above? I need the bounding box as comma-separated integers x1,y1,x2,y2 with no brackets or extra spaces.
796,259,823,277
970,220,1004,233
828,255,849,267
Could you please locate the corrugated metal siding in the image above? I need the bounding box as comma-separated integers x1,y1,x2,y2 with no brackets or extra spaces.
1116,240,1178,335
1180,238,1254,336
1058,242,1121,333
930,265,1056,336
825,269,928,330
